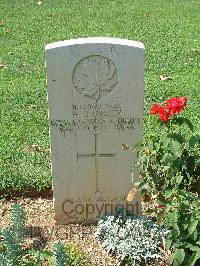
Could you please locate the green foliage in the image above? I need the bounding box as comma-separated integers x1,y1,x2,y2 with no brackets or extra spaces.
0,203,26,265
161,190,200,266
0,203,89,266
0,229,21,265
95,210,167,265
10,203,26,241
52,241,67,266
49,243,89,266
66,244,89,266
134,113,200,198
134,100,200,265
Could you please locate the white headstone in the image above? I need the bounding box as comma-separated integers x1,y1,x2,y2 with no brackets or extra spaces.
45,37,144,224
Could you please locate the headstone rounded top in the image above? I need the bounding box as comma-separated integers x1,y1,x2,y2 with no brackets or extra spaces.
45,37,145,50
72,55,118,99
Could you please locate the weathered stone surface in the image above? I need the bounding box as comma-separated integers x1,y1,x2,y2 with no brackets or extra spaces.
45,37,145,224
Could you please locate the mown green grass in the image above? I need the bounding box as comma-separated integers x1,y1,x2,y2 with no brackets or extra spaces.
0,0,199,193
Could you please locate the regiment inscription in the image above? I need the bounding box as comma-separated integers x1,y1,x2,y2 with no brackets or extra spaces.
51,103,141,134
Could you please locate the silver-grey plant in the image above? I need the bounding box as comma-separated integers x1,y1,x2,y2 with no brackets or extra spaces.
95,212,167,265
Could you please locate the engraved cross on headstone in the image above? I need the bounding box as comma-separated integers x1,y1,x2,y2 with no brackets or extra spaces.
77,133,117,193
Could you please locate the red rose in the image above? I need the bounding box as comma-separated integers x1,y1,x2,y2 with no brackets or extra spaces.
166,97,180,114
166,97,187,115
149,103,160,115
149,96,187,122
157,107,169,122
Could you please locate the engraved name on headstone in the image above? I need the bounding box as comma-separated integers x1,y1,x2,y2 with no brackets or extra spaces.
45,37,145,224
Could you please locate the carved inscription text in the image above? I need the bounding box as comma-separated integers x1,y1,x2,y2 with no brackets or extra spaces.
50,103,141,134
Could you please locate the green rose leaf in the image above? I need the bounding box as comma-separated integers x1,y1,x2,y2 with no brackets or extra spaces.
176,117,194,131
173,223,180,236
189,135,200,148
190,229,198,241
173,248,185,264
164,189,174,198
147,140,154,151
170,140,182,157
176,175,183,185
164,239,172,252
189,251,200,266
188,220,198,235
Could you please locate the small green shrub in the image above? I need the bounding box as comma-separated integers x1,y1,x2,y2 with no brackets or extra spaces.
10,203,26,241
66,244,89,266
48,243,89,266
0,203,26,265
95,210,167,265
132,97,200,265
161,190,200,266
133,97,200,199
0,203,89,266
52,241,68,266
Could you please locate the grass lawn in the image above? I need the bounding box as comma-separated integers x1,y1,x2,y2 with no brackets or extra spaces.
0,0,200,193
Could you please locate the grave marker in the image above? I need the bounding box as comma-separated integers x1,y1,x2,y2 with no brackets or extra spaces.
45,37,145,224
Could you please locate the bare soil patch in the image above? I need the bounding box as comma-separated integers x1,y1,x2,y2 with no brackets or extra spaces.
0,197,118,265
0,196,168,265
